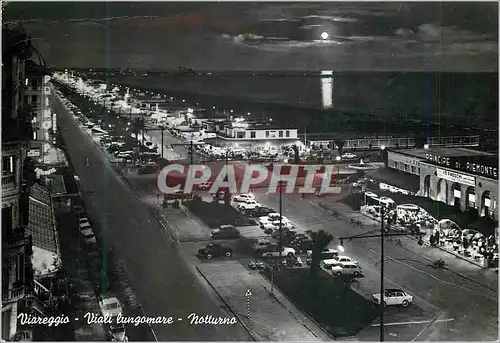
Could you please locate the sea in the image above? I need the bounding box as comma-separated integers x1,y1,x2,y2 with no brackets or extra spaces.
97,72,498,143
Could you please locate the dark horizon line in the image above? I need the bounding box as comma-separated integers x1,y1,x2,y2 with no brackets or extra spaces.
53,68,499,75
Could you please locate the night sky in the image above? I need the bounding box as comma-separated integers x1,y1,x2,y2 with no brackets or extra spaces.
4,2,498,71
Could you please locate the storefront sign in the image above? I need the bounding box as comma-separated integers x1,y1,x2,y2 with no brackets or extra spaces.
27,150,40,157
437,168,475,187
426,153,498,180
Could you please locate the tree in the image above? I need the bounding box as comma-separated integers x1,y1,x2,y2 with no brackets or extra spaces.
334,140,345,157
308,230,334,277
292,144,300,164
223,191,231,205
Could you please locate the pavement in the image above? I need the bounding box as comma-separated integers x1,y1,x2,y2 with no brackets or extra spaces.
196,261,329,341
253,192,498,341
53,85,498,341
51,89,253,341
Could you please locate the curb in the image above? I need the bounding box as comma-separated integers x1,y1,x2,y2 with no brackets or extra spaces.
195,266,258,341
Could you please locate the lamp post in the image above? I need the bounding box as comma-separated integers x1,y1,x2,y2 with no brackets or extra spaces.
338,207,424,342
335,155,341,174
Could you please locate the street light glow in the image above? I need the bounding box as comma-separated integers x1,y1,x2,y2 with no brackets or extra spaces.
336,156,341,161
321,32,329,40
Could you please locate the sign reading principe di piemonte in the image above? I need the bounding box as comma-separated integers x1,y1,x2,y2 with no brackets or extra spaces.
425,153,498,180
436,168,476,187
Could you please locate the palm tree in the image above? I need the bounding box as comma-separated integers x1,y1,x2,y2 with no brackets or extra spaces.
334,139,345,157
308,230,334,278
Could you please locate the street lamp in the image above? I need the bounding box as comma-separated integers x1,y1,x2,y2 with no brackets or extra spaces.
338,207,423,342
335,155,341,174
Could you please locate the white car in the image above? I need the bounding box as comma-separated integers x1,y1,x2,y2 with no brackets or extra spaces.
79,216,89,223
237,200,262,210
79,222,91,230
259,213,290,226
372,289,413,307
332,255,359,266
197,181,212,190
330,262,362,277
262,220,294,233
80,228,97,244
99,297,123,318
261,247,296,258
342,152,357,159
233,193,255,202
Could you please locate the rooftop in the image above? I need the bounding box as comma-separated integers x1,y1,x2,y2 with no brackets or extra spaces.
395,147,496,159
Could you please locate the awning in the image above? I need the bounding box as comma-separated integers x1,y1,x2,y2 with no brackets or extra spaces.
28,184,59,255
467,217,498,237
367,168,421,193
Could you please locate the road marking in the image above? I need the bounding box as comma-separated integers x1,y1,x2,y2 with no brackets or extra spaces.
372,318,454,327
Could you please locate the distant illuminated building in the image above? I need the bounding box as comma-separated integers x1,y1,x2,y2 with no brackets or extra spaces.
321,70,333,109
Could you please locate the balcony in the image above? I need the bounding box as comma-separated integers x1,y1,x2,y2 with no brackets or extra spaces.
3,230,29,249
2,174,17,190
2,286,25,302
2,115,32,143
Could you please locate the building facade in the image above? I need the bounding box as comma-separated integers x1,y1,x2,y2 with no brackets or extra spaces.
25,62,52,163
309,136,415,151
386,148,498,219
2,25,51,341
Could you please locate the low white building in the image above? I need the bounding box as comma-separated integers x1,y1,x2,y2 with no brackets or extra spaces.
221,118,298,141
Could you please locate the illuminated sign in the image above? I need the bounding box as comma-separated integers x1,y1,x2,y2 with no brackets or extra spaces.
27,150,40,157
426,153,498,180
437,168,475,187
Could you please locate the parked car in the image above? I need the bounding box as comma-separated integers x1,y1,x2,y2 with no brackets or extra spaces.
341,152,357,159
259,213,291,226
237,200,262,211
332,255,359,266
252,238,276,252
197,244,233,259
108,323,128,342
270,227,296,239
211,225,240,239
78,216,90,225
330,262,362,277
99,297,123,318
248,260,265,270
261,246,295,258
80,228,97,244
197,181,212,190
233,193,255,202
372,289,413,307
262,221,294,234
247,207,275,217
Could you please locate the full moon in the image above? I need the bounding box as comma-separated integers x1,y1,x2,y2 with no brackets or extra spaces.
321,32,329,40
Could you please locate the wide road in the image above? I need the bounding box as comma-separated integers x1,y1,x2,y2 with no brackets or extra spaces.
255,193,498,341
51,91,252,340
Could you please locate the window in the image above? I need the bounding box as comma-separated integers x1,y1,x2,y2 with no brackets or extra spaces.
286,130,290,138
265,131,270,138
31,95,37,104
411,166,416,174
250,131,256,138
279,130,283,138
237,132,244,139
33,131,37,140
392,161,397,169
404,164,409,172
417,167,421,175
2,206,13,240
2,156,15,174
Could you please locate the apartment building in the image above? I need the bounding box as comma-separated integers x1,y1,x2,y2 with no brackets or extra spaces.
2,25,48,341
